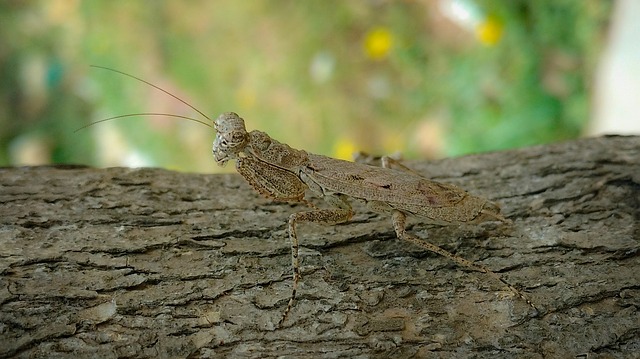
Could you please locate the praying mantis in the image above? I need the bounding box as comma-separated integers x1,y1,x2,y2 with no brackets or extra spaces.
86,67,536,326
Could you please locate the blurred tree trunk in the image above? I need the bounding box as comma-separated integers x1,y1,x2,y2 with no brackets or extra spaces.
1,135,638,358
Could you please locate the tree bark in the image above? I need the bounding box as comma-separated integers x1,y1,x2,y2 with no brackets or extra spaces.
1,135,638,359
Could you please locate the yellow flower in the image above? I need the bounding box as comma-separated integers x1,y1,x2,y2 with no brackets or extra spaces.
476,16,503,46
364,27,393,60
333,138,358,161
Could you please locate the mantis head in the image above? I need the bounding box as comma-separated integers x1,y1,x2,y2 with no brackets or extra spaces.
213,112,250,166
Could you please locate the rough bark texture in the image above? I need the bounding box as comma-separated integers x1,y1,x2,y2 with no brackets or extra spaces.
1,135,638,359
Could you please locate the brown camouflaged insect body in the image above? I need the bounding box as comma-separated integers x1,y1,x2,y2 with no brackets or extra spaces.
212,112,534,326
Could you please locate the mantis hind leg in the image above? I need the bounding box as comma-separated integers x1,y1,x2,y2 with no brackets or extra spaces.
360,153,530,308
391,210,537,312
354,151,427,177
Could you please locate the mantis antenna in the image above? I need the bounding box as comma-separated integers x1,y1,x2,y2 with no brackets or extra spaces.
78,66,214,131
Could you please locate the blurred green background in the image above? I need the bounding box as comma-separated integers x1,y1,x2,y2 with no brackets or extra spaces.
0,0,612,173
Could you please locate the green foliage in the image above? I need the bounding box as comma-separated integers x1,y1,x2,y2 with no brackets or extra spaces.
0,1,611,172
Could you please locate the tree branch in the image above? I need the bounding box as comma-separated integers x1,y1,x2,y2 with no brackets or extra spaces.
1,135,638,358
